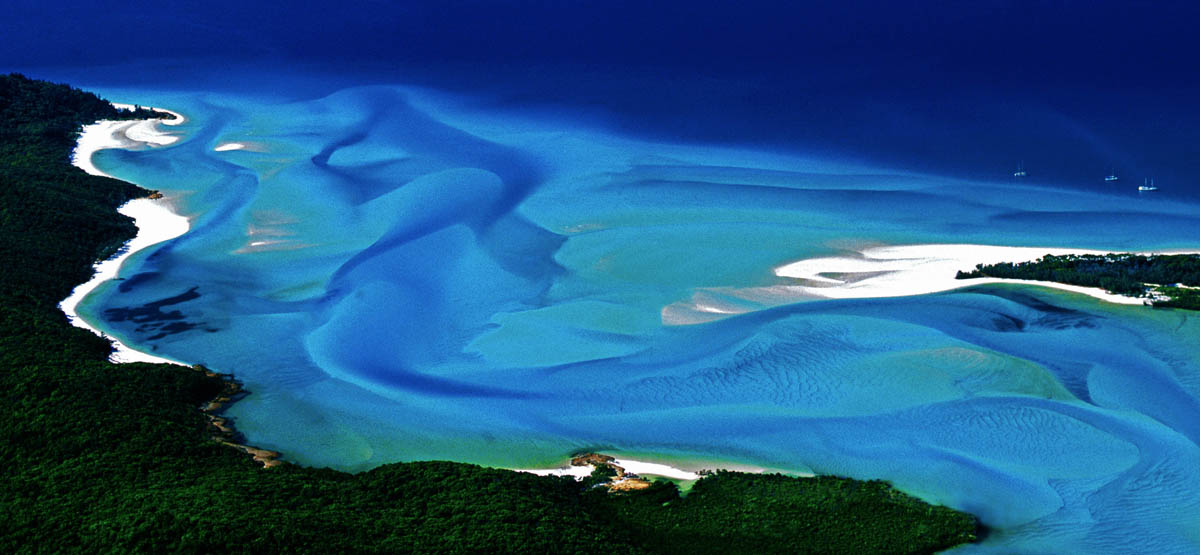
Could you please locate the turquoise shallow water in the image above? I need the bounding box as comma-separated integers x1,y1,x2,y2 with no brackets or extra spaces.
73,82,1200,553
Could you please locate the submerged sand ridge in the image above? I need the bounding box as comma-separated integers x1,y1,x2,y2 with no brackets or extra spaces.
664,244,1200,325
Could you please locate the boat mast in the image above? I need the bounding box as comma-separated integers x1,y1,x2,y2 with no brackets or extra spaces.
1105,165,1119,182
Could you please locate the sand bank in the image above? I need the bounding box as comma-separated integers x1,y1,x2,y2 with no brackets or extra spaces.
59,105,191,365
214,140,270,153
514,453,807,481
773,244,1200,303
611,459,701,480
664,244,1200,325
517,457,700,481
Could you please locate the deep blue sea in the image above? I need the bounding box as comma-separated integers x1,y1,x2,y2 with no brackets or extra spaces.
10,2,1200,552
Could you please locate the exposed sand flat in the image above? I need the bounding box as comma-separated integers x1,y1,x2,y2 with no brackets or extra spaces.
60,104,191,365
516,457,700,480
611,459,700,480
774,244,1200,302
214,140,269,152
664,244,1200,325
516,455,809,481
124,120,180,145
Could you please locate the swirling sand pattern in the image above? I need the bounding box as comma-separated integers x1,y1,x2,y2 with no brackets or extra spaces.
78,85,1200,553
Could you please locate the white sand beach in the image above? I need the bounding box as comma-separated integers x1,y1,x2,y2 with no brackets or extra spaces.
610,459,700,480
517,457,701,481
59,104,191,365
664,244,1200,325
516,454,816,482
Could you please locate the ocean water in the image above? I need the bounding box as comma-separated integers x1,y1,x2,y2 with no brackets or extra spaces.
44,74,1200,552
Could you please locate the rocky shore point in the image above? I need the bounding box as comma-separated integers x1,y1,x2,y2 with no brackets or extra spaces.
196,365,282,468
570,453,654,491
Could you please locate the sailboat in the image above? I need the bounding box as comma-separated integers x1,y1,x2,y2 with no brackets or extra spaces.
1104,166,1119,182
1013,161,1027,178
1138,178,1158,192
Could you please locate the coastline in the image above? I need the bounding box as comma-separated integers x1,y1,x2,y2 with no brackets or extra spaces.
61,109,771,476
198,367,284,468
0,74,983,552
516,451,813,483
53,100,1182,521
666,243,1200,324
60,104,191,365
59,102,824,479
774,243,1200,303
63,102,285,468
517,456,704,481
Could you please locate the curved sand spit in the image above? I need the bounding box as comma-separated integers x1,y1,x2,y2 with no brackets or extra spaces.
665,244,1200,325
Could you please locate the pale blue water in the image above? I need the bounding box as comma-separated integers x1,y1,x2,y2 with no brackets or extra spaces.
58,76,1200,554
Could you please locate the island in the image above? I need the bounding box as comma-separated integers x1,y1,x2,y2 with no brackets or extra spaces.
956,253,1200,310
0,73,980,553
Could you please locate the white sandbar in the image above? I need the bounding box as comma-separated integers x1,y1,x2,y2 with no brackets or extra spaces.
60,104,191,365
665,244,1200,325
611,459,701,480
773,244,1199,303
516,457,700,481
515,454,812,481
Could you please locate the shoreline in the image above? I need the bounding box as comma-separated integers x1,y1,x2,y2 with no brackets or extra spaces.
56,102,1183,501
64,102,282,468
198,367,283,468
515,452,813,483
774,244,1200,304
61,107,786,476
61,104,191,365
111,102,187,126
665,244,1200,324
517,456,703,482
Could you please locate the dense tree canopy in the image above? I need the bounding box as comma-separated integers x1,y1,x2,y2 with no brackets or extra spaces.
958,253,1200,309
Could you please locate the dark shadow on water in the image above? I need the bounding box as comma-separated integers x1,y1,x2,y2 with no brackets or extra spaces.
117,271,162,293
103,286,211,340
974,288,1102,331
146,322,200,341
989,314,1027,332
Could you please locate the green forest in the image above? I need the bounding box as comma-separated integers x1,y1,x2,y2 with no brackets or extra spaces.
0,73,979,553
957,253,1200,310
